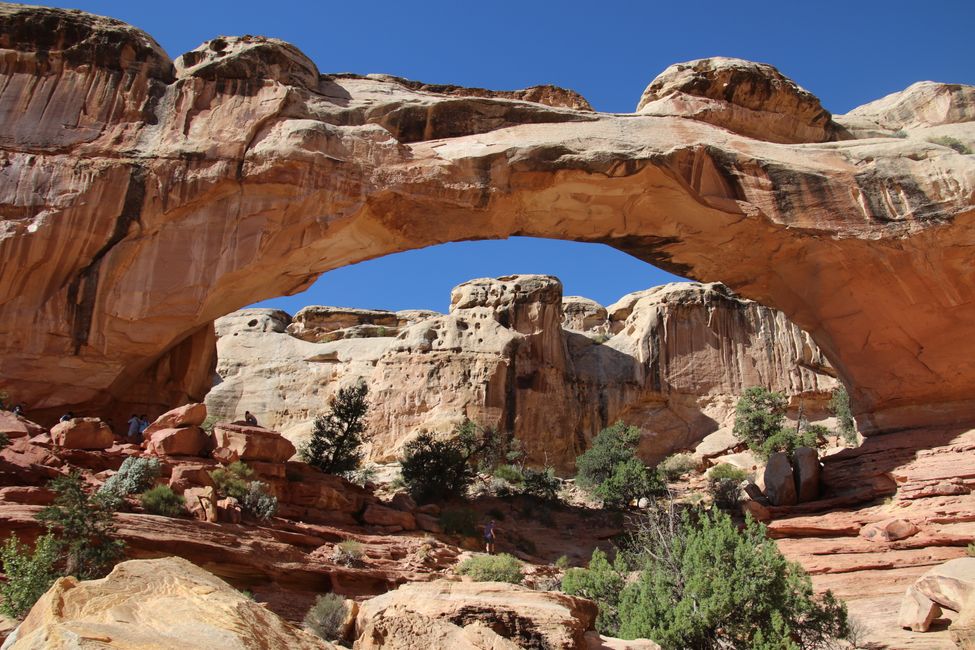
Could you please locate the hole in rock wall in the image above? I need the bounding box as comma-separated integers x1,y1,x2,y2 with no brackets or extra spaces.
207,236,839,474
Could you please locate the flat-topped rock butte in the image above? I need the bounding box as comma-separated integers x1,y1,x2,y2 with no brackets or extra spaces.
0,4,974,439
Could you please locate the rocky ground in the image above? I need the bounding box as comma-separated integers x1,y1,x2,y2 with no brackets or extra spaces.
1,404,973,648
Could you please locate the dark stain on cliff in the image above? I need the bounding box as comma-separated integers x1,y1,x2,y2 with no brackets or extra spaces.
67,165,146,354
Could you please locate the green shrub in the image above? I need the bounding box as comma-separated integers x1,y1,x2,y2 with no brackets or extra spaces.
522,466,560,501
492,464,525,484
0,432,10,449
201,415,219,434
38,471,125,580
616,507,849,649
401,433,473,503
594,457,664,509
332,540,364,567
0,533,60,618
968,542,975,558
210,462,276,521
139,485,185,517
98,456,161,509
576,422,663,508
927,135,972,154
440,508,478,536
555,555,571,570
304,593,348,642
657,453,696,482
576,422,643,489
240,481,277,521
561,548,627,635
707,464,749,510
456,553,523,583
344,463,378,488
829,386,857,446
300,382,370,474
210,461,253,500
733,387,788,453
734,388,826,460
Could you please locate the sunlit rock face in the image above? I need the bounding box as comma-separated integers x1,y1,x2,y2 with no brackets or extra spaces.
207,277,835,470
1,5,974,438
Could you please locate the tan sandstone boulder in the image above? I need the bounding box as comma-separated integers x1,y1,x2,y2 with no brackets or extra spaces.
0,413,44,440
50,418,114,450
899,585,943,632
146,426,211,457
355,579,597,649
144,403,208,435
899,557,975,643
5,556,332,649
792,447,821,503
212,423,296,463
860,518,919,543
362,504,416,531
763,452,798,506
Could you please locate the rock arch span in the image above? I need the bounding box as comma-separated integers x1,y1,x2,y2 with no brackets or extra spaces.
0,5,973,435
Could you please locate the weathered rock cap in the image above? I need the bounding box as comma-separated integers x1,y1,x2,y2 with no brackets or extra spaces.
6,556,332,649
356,578,597,649
50,417,114,450
637,57,840,144
846,81,975,130
0,3,173,79
212,422,296,463
175,34,319,89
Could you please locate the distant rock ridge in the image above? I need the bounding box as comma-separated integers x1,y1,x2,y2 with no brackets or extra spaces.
207,277,836,471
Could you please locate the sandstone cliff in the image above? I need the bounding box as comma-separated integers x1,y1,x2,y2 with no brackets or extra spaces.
0,5,973,440
207,277,836,469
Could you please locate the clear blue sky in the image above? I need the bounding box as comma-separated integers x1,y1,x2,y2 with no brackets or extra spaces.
29,1,975,314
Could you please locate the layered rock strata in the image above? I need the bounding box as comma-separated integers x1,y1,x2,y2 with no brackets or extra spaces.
207,278,836,469
0,5,972,438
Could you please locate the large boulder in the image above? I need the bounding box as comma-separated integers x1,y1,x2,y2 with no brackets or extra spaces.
50,418,114,450
860,518,919,543
355,609,521,650
144,403,208,436
355,579,597,649
362,504,416,531
792,447,821,502
899,557,975,643
5,556,332,649
763,452,798,506
145,426,211,457
211,423,296,463
0,412,44,440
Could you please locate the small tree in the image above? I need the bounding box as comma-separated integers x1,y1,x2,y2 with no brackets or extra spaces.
37,471,125,580
400,433,473,503
209,462,277,521
0,533,60,618
301,383,369,474
561,548,627,636
829,386,857,446
617,507,849,649
707,463,749,510
576,422,661,507
733,387,788,452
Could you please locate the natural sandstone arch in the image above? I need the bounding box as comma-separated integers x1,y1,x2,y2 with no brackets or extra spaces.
0,5,974,436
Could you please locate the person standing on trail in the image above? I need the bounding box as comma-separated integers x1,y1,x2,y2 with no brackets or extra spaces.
484,519,497,554
127,414,141,440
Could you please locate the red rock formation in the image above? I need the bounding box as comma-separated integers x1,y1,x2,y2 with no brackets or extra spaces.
0,5,972,440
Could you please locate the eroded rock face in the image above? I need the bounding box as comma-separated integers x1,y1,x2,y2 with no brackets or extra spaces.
7,556,332,649
208,278,836,469
0,5,973,442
